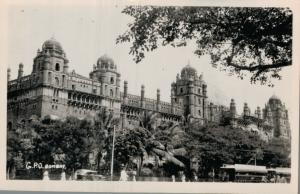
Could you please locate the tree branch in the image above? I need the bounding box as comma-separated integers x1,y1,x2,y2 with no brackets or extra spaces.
226,60,292,72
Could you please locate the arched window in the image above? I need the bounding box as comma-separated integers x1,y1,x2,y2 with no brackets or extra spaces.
180,88,183,94
105,85,108,95
62,75,65,87
110,77,114,84
110,89,113,97
55,63,60,71
48,72,52,84
55,77,59,86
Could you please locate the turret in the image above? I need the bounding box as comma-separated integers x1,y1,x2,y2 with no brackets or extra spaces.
229,99,236,117
243,103,250,116
123,81,128,104
141,85,145,108
156,89,161,111
199,73,203,81
176,74,180,81
255,106,261,119
63,62,69,73
188,82,195,116
18,63,24,79
171,88,176,114
7,68,11,82
202,83,207,97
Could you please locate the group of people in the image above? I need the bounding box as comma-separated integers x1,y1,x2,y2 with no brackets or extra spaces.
119,168,136,181
263,174,288,183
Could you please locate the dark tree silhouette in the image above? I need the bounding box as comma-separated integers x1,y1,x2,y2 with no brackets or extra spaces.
117,6,292,86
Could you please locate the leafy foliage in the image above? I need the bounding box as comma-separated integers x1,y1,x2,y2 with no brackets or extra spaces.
117,6,292,86
183,123,267,177
7,111,291,179
262,137,291,167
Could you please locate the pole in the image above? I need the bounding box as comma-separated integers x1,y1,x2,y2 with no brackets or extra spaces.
110,125,116,181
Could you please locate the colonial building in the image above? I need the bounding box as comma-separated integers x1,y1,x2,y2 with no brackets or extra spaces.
7,38,291,140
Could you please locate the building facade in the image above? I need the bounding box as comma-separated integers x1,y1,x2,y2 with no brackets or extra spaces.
7,38,291,140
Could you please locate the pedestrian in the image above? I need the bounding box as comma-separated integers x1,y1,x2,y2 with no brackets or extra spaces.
171,175,175,182
61,171,66,181
43,170,49,181
261,175,268,183
275,175,281,183
119,166,128,181
270,174,276,183
193,174,198,182
132,175,136,181
181,174,186,182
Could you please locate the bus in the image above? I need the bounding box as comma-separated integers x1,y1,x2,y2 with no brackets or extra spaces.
220,164,268,182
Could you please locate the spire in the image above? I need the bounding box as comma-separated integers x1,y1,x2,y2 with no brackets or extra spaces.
51,34,56,41
18,63,24,79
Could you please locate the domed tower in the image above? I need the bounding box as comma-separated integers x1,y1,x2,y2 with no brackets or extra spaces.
263,95,290,139
229,99,237,117
172,63,208,124
89,54,121,99
32,38,69,88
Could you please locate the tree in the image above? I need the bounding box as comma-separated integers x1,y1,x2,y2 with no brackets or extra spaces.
89,108,120,172
32,117,93,175
117,6,292,86
262,137,291,167
7,120,39,179
114,127,152,175
182,123,266,178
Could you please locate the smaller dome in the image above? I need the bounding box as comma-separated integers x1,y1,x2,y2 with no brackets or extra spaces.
269,94,282,105
270,94,280,101
181,64,197,78
97,54,116,70
42,38,64,52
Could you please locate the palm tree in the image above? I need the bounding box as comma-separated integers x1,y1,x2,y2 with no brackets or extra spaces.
89,108,120,172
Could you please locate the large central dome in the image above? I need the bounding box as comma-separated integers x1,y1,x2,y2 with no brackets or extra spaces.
181,64,197,78
42,37,64,53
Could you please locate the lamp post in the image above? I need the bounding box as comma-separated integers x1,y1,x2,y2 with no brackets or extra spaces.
110,125,116,181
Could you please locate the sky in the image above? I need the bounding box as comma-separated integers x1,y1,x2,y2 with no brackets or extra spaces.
5,3,297,115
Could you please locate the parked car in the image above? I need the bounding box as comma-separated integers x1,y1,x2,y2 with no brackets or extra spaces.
75,169,104,181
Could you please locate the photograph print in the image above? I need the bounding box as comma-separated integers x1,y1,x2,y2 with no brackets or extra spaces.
2,1,299,193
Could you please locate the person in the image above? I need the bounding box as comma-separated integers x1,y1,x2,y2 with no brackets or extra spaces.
193,173,198,182
132,175,136,182
261,175,268,183
181,174,186,182
270,174,276,183
275,175,281,183
280,176,287,183
73,171,78,180
119,167,128,181
61,171,66,181
43,170,49,181
132,170,137,181
278,175,287,183
171,175,176,182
